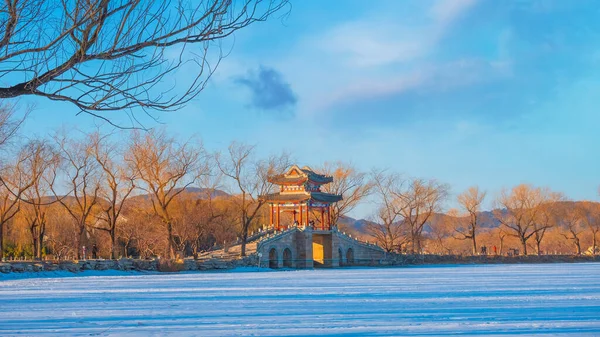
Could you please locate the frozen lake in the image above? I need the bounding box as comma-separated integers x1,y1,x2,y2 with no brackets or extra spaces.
1,263,600,336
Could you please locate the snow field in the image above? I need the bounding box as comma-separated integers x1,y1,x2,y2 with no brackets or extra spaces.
1,263,600,336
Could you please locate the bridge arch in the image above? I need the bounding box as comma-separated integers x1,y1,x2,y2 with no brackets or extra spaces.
338,247,344,266
283,247,293,268
268,248,279,269
346,248,354,265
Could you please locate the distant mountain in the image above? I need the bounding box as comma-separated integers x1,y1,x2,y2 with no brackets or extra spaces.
176,187,230,199
337,202,598,238
129,187,230,202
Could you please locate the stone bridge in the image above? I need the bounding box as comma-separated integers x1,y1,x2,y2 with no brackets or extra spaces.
255,226,385,269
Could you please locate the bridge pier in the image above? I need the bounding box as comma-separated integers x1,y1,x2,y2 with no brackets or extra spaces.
257,227,385,269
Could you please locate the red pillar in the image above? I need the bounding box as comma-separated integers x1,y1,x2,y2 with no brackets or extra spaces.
269,204,273,226
299,203,303,226
321,208,325,230
276,203,280,230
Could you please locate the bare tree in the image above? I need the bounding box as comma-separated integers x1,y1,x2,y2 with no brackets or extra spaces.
429,209,458,255
51,132,103,259
0,0,288,125
318,161,372,226
366,170,407,253
395,178,449,254
496,227,507,256
126,129,204,259
20,140,61,259
583,202,600,255
531,196,562,256
455,186,486,255
0,103,26,152
216,142,290,256
557,203,586,255
0,141,53,258
495,184,557,255
90,131,135,259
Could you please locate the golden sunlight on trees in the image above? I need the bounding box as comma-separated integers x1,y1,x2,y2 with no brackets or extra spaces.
1,116,600,260
126,129,205,259
367,170,407,252
51,132,102,260
455,186,486,255
19,140,60,259
494,184,560,256
367,170,449,254
318,162,372,227
91,131,136,259
395,178,449,254
217,142,290,256
0,0,289,125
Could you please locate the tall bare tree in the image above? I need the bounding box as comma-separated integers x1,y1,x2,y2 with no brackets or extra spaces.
495,184,556,255
318,161,372,226
583,202,600,255
51,132,102,259
20,140,61,259
216,142,290,256
455,186,486,255
395,178,449,254
531,196,562,256
557,203,586,255
366,170,407,253
126,129,204,259
90,131,135,259
0,0,288,125
0,142,52,258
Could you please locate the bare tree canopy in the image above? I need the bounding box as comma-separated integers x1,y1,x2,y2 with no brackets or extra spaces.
318,161,372,226
367,170,406,253
126,129,205,259
0,0,288,125
455,186,486,255
216,141,290,256
0,103,26,151
494,184,560,255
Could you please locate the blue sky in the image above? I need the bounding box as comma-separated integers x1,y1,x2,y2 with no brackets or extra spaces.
18,0,600,217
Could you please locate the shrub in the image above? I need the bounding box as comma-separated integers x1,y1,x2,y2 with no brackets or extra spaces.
157,258,185,272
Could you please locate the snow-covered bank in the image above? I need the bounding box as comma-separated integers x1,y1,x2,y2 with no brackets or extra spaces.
1,263,599,336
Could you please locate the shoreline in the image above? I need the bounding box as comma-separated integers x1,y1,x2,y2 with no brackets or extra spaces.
1,255,599,279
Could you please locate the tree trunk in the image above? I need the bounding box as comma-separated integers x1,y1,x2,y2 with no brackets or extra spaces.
32,238,38,259
536,240,542,256
37,224,45,259
110,227,116,259
240,221,249,257
520,236,528,255
575,238,581,255
0,220,4,260
75,229,81,260
499,237,504,256
167,221,175,259
471,236,477,256
30,226,38,259
593,234,597,256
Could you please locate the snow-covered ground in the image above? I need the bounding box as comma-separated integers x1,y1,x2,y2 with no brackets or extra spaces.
1,263,600,336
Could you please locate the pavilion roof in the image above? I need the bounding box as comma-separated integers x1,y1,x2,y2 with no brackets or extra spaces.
260,191,342,204
268,165,333,185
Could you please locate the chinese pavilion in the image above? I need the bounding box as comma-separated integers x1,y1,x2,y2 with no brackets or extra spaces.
261,165,342,231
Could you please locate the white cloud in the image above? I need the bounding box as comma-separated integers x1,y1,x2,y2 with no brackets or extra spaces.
317,0,478,69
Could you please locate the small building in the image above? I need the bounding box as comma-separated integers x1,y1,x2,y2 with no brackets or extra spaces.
261,165,342,231
257,165,384,269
